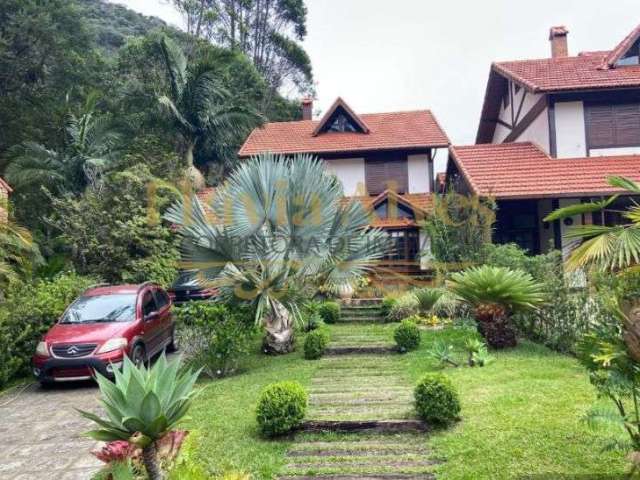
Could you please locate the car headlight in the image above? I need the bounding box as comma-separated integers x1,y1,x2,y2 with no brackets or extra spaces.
35,341,49,357
97,338,128,354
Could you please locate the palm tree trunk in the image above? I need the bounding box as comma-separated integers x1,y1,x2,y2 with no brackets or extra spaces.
184,141,205,189
263,298,295,354
142,443,164,480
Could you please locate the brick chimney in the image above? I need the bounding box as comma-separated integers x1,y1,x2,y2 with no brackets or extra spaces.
302,97,313,120
549,26,569,58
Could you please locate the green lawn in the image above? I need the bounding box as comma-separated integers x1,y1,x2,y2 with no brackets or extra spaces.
180,323,629,479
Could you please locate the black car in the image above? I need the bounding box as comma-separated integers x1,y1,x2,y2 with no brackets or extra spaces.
168,272,218,304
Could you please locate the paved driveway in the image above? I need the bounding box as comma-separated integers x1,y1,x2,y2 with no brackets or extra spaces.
0,382,103,480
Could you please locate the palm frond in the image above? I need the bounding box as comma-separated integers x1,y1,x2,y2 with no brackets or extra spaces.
544,196,618,222
159,36,187,101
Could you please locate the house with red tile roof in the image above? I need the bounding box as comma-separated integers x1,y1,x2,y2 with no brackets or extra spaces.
447,23,640,256
0,177,12,223
237,97,450,273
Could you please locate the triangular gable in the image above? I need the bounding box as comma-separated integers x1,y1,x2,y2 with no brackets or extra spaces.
601,24,640,69
312,97,370,136
369,190,429,218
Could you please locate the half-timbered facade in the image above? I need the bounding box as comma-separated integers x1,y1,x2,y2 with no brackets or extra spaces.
238,97,450,272
448,24,640,256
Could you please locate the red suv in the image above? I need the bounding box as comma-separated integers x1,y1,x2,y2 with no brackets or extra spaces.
32,282,176,385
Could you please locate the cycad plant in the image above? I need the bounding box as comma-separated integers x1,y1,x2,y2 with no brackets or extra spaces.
413,287,445,316
165,153,391,353
156,36,262,188
78,354,200,480
447,265,545,348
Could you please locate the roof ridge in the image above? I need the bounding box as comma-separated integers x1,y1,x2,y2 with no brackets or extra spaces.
601,23,640,69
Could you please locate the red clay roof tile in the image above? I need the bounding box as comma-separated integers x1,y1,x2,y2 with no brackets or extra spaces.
0,177,12,193
449,142,640,200
239,109,450,157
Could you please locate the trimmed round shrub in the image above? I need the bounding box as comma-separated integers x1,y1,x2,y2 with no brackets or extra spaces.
304,329,330,360
414,373,461,425
394,319,421,352
256,381,308,436
318,301,340,324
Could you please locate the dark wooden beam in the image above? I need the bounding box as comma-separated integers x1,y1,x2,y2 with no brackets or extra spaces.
503,95,547,143
552,198,562,250
548,97,557,157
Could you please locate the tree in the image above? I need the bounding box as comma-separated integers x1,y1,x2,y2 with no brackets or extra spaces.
156,36,263,187
4,96,120,194
422,189,496,273
545,176,640,272
166,153,391,353
0,214,42,291
170,0,313,95
46,164,180,287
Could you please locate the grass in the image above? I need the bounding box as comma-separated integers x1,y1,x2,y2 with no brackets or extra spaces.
181,322,630,479
179,334,321,479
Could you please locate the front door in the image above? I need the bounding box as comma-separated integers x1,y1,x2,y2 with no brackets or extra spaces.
383,228,421,272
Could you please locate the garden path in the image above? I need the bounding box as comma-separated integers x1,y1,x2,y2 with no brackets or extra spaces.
280,324,438,480
0,381,103,480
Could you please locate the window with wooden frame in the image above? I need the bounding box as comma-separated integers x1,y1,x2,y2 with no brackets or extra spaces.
383,229,420,262
585,102,640,149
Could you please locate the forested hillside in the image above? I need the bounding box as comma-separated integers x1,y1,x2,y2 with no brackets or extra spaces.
79,0,173,53
0,0,306,299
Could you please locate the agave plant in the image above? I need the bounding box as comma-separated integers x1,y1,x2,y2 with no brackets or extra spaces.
447,265,545,348
78,354,200,480
165,153,391,353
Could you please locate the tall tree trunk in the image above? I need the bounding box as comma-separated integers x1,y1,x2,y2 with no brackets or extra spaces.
263,298,295,354
142,443,164,480
184,141,205,190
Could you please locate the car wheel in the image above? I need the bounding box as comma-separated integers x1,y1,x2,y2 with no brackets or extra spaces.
167,327,179,353
131,344,146,368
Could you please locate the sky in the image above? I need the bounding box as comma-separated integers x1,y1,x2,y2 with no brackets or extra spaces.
111,0,638,148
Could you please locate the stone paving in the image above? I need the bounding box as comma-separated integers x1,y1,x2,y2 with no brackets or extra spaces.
280,324,437,480
0,381,103,480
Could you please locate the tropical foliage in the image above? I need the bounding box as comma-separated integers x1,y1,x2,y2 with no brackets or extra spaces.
422,189,495,272
156,36,263,187
544,176,640,272
166,153,391,353
79,354,200,480
447,265,545,348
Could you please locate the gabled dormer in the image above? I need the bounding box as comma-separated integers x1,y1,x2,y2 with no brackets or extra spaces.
312,97,370,135
601,24,640,68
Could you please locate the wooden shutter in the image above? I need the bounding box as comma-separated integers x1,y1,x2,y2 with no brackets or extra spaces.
365,157,408,195
586,102,640,148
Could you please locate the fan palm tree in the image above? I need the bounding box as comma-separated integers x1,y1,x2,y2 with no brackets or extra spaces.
165,153,391,353
156,36,263,188
5,99,120,194
544,176,640,272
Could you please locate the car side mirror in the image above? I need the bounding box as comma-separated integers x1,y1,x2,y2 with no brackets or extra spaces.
145,311,159,322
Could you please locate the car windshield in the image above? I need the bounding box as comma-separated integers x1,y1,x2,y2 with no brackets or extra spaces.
60,294,137,324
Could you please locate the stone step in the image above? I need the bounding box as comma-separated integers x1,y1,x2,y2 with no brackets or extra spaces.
325,346,396,355
299,420,427,433
286,447,429,457
286,460,436,469
279,474,435,480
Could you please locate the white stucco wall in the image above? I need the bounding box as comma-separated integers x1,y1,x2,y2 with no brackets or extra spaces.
555,101,587,158
517,107,550,153
590,146,640,156
324,158,365,196
407,154,431,193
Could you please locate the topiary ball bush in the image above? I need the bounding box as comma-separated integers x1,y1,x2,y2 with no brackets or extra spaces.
256,381,308,437
318,301,340,324
414,373,461,425
304,329,330,360
394,319,421,352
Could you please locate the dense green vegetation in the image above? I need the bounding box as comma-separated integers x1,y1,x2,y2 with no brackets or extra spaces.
171,323,628,479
